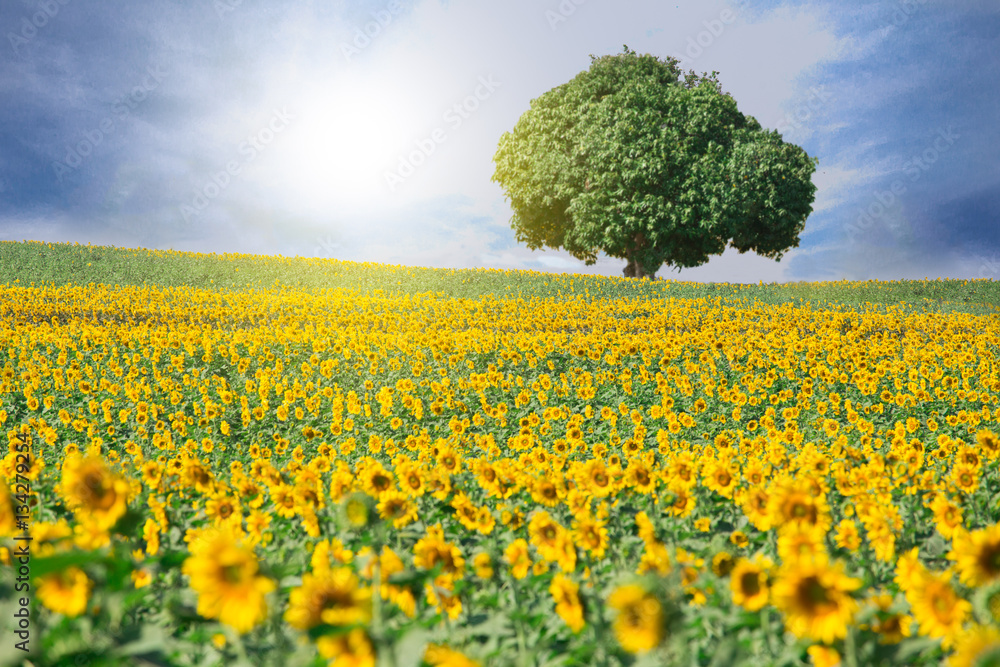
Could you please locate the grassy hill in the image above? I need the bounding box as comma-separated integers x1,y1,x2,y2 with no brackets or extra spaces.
2,239,998,315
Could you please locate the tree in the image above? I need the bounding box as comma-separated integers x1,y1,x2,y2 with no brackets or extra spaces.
491,46,819,279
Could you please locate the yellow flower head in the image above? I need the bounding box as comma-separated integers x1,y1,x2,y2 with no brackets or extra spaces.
37,566,91,617
504,538,531,580
771,555,861,644
60,455,130,530
730,556,773,612
607,583,665,654
284,567,372,630
181,528,275,633
949,523,1000,588
550,573,586,633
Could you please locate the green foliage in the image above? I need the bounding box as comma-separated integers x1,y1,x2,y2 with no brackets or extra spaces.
1,240,998,317
491,46,819,277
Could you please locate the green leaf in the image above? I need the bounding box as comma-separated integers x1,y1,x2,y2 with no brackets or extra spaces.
391,627,430,667
31,550,107,580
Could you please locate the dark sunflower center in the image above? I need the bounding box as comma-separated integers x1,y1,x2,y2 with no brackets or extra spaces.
797,576,831,612
222,564,244,583
979,543,1000,575
740,572,761,596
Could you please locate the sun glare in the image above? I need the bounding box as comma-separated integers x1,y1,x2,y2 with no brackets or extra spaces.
272,76,418,214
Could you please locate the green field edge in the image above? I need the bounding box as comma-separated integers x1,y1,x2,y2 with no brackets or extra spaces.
3,239,999,316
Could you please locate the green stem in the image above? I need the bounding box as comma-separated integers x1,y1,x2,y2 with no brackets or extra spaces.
509,577,530,667
844,625,858,667
761,607,776,658
372,559,397,667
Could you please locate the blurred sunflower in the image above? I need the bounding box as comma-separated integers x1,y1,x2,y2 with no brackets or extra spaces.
550,573,586,633
902,566,970,649
284,567,371,630
60,454,130,530
949,523,1000,587
607,583,665,654
181,528,275,633
730,557,772,611
771,555,861,644
37,566,91,617
504,538,531,580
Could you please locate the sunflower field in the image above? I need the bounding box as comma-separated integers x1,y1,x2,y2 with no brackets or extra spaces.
2,241,1000,667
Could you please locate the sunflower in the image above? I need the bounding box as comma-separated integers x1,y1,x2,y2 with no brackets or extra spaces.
712,552,736,578
666,452,698,488
951,462,979,494
833,519,861,552
976,428,1000,461
504,538,532,580
625,459,657,495
528,511,566,562
572,513,609,559
663,483,696,518
36,566,91,617
284,567,372,630
530,476,563,507
904,567,970,648
771,555,861,644
950,523,1000,587
638,540,672,577
0,482,16,537
424,644,482,667
395,460,426,498
738,486,772,531
359,462,395,499
866,592,913,645
181,527,275,633
947,624,1000,667
316,627,376,667
59,455,130,530
607,583,665,654
473,552,494,580
413,524,465,578
777,522,827,564
550,573,586,633
767,476,831,532
205,494,242,527
806,645,841,667
377,490,419,528
930,494,964,539
730,557,773,612
579,459,614,497
702,459,738,499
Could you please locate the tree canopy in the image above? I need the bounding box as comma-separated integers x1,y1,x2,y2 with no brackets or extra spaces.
491,46,819,279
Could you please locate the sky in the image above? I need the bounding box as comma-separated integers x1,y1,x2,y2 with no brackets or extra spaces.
1,0,998,283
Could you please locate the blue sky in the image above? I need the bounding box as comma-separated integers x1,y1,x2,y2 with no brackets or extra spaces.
1,0,997,282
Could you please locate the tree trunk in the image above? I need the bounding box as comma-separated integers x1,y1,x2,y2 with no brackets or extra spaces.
622,230,659,280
